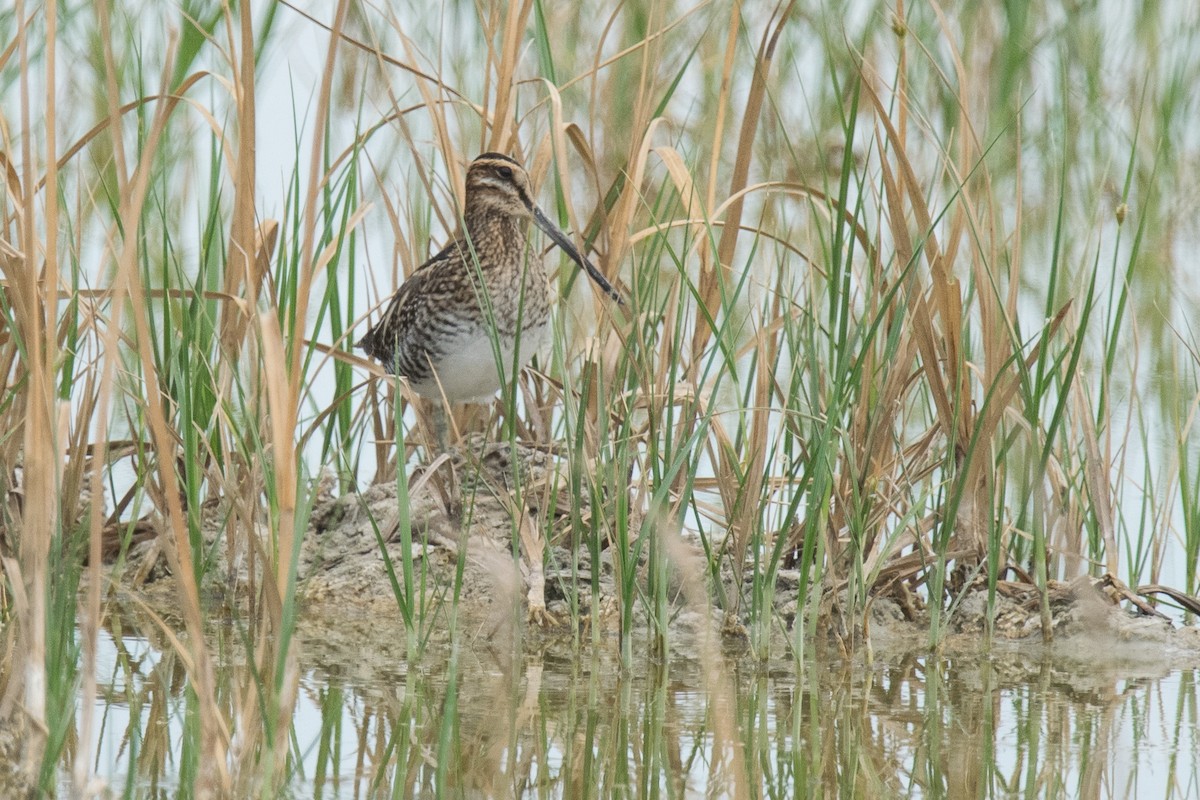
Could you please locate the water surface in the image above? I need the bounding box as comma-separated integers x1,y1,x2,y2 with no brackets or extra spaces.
78,614,1200,799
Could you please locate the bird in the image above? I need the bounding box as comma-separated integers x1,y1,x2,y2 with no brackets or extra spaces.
357,152,622,440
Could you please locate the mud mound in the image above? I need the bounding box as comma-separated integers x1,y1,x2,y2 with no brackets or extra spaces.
109,437,1200,659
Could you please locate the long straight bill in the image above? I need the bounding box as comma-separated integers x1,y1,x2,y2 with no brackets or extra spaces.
532,207,624,304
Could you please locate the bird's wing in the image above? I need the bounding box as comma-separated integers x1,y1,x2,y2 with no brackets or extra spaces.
356,236,469,356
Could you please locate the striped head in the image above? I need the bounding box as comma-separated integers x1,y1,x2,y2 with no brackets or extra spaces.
464,152,535,218
464,152,624,304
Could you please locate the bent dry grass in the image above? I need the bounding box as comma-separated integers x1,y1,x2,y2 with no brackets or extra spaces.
2,0,1200,796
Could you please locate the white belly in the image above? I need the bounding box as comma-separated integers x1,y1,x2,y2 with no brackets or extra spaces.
408,323,549,403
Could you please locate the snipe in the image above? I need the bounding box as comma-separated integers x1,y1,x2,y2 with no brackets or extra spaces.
357,153,622,408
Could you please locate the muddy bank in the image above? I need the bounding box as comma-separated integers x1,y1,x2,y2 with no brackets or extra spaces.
111,436,1200,663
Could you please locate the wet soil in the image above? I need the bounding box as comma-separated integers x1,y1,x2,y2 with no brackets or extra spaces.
105,435,1200,668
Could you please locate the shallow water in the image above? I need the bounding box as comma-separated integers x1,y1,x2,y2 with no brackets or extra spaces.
74,616,1199,799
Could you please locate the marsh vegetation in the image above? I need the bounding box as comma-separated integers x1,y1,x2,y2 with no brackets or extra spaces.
1,0,1199,796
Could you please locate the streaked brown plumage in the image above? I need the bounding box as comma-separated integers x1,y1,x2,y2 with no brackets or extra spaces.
357,153,622,403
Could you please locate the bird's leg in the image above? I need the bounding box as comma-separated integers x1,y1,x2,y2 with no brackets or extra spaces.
432,402,450,453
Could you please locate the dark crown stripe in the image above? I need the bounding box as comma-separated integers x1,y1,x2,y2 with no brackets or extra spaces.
473,152,521,167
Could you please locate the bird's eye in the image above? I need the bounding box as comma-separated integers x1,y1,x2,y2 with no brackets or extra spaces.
497,166,513,180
